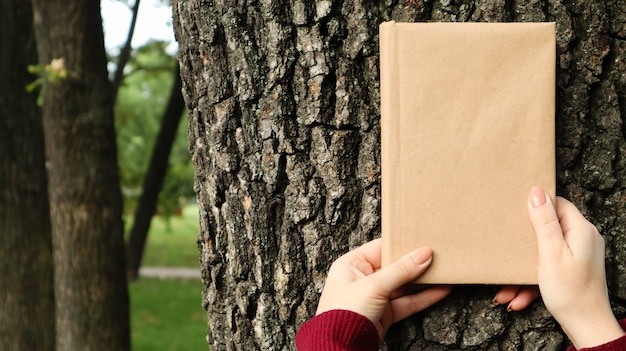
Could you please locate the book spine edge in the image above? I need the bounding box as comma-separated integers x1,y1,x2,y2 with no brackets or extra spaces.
379,21,398,267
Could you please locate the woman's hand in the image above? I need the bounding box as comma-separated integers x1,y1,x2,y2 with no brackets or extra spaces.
315,239,452,340
495,186,624,349
493,285,540,312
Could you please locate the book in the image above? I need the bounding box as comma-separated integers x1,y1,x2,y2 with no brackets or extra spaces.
380,22,556,284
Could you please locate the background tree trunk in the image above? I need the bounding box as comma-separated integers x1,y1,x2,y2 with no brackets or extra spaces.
126,63,186,281
0,0,55,349
173,0,626,349
31,0,131,350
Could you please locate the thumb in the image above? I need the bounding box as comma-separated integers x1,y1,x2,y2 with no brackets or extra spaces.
369,247,432,295
528,186,564,260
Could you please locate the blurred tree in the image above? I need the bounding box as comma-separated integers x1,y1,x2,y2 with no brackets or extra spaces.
115,40,192,218
0,0,189,347
122,56,187,281
174,0,626,349
100,2,193,281
112,0,142,102
0,0,55,349
30,0,130,349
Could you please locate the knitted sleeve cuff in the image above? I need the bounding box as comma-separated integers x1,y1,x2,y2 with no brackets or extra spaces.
566,319,626,351
295,309,380,351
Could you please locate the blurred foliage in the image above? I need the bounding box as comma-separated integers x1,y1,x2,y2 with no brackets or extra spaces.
114,40,194,217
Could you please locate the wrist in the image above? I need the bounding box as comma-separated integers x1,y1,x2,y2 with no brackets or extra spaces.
564,313,625,349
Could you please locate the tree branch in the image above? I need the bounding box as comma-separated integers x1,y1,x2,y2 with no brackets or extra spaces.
111,0,141,104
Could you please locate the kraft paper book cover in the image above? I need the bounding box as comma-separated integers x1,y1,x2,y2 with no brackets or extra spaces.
380,22,556,284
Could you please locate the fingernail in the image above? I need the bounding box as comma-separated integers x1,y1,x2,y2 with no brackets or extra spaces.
492,297,500,306
506,303,513,312
530,186,546,208
410,247,431,265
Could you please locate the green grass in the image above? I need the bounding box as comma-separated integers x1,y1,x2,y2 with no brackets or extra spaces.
129,278,208,351
127,204,201,267
127,203,208,351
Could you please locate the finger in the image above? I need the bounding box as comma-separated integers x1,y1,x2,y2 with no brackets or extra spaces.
554,197,603,251
334,239,383,278
344,238,383,270
367,247,433,296
528,186,566,260
390,283,429,300
389,285,452,323
506,286,540,311
554,197,588,233
493,285,521,305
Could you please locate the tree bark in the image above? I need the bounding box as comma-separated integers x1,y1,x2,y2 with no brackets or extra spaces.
30,0,131,350
0,0,55,349
173,0,626,349
126,63,185,281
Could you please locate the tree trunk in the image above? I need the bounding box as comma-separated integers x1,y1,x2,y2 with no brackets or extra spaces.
0,0,55,349
173,0,626,349
126,63,186,281
30,0,131,350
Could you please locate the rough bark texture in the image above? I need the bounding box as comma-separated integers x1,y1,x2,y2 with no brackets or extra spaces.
0,0,55,350
30,0,131,350
173,0,626,349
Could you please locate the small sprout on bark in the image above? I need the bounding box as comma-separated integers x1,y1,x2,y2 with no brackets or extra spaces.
26,57,70,106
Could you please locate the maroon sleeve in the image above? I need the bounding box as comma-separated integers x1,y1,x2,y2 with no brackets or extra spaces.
566,319,626,351
295,310,380,351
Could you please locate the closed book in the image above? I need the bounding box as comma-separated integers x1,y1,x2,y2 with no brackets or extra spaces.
380,22,555,284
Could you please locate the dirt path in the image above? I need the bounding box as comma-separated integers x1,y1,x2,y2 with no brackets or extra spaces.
139,267,201,279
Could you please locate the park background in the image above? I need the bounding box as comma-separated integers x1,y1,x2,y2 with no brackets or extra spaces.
2,0,208,350
2,0,626,350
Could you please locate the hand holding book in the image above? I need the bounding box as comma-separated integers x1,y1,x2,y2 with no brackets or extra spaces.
297,22,625,351
297,187,626,351
314,239,452,340
495,186,625,349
